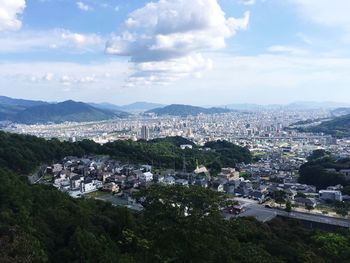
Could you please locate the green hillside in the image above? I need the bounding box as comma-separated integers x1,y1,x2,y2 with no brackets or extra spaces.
306,114,350,137
146,104,231,117
0,132,348,262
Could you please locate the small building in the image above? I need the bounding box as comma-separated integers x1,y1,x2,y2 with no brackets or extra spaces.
180,144,193,150
163,176,175,185
139,172,153,183
319,190,342,202
103,182,119,193
218,167,240,181
175,179,189,187
294,197,317,208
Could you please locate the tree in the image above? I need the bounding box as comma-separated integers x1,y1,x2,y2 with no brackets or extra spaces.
312,233,350,261
307,149,329,162
272,191,286,207
285,200,292,213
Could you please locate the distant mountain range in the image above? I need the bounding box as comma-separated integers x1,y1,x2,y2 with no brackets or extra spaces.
146,104,231,117
0,96,129,124
90,101,164,113
223,101,350,111
1,95,350,124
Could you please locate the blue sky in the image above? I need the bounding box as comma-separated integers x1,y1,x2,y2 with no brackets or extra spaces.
0,0,350,105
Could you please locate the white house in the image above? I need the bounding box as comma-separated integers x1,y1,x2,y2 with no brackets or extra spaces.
139,172,153,183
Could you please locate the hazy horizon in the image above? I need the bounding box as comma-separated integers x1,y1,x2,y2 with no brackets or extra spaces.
2,94,350,109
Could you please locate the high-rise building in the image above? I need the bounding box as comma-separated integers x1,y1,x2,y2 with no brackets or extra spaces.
141,125,150,140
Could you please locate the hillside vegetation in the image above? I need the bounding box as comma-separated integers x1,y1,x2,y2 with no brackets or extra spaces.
146,104,231,117
0,132,349,262
304,114,350,137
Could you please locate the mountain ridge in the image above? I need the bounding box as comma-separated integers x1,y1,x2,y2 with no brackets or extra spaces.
146,104,231,117
0,99,129,124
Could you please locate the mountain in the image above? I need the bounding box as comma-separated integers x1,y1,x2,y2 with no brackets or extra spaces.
306,114,350,137
331,107,350,117
89,102,124,112
0,96,49,121
14,100,128,124
91,101,165,113
146,104,231,117
121,102,165,113
0,96,47,108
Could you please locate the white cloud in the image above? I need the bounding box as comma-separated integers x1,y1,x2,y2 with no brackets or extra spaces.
238,0,256,5
126,53,213,87
60,31,101,48
76,1,92,11
0,29,103,52
268,45,308,56
0,0,25,31
106,0,249,86
0,61,126,92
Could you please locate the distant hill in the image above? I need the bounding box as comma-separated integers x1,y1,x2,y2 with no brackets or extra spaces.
121,102,165,112
331,108,350,117
0,96,47,108
306,114,350,137
223,101,350,111
90,101,164,113
285,101,350,110
146,104,231,117
15,100,128,124
89,102,124,112
0,96,48,121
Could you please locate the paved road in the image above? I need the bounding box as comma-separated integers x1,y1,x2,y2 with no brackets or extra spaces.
226,198,350,228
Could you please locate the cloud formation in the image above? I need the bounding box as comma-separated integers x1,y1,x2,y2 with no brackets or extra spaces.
106,0,249,86
76,1,92,12
0,29,103,52
238,0,256,5
0,0,25,31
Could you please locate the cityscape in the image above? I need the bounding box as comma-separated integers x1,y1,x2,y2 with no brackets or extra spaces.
1,0,350,262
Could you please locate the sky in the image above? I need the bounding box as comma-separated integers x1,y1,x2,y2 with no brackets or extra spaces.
0,0,350,105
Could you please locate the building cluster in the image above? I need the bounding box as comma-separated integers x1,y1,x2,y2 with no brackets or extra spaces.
46,150,349,212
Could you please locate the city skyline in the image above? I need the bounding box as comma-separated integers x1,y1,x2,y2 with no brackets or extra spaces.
1,0,350,105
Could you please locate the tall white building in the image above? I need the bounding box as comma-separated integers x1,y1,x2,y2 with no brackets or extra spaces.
141,125,150,140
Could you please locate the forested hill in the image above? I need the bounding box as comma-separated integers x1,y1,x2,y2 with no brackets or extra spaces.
0,132,251,174
299,149,350,193
146,104,231,117
0,132,349,262
304,114,350,137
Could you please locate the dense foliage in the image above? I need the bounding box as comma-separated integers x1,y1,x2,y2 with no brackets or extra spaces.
0,132,349,262
299,151,350,190
0,132,251,175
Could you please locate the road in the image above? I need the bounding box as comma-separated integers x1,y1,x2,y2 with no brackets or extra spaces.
28,165,47,184
225,198,350,228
